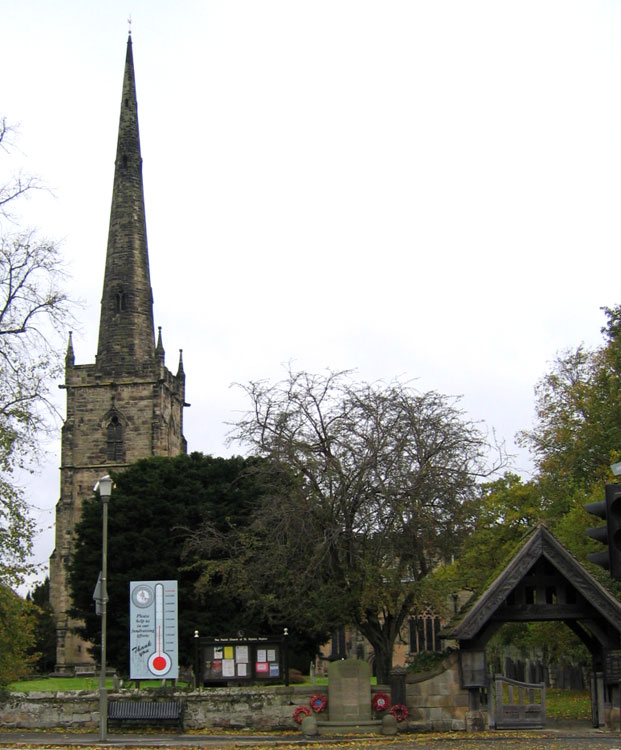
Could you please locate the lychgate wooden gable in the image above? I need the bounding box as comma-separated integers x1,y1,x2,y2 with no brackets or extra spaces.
444,525,621,729
447,524,621,667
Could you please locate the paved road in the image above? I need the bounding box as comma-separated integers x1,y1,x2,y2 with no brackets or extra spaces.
0,728,621,750
1,726,621,750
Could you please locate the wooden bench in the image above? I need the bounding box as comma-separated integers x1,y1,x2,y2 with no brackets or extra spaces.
74,666,116,678
74,666,96,677
108,700,184,731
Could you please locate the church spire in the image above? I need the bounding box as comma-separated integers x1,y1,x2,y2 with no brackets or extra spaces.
96,35,155,369
65,331,74,367
155,325,165,363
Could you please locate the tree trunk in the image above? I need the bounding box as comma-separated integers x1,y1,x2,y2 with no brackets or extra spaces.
357,597,413,685
358,620,396,685
371,638,394,685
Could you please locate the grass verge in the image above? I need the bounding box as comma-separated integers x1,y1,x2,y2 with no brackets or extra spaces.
545,688,590,720
8,677,167,692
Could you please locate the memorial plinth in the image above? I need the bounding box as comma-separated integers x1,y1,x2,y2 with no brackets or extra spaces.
314,659,384,735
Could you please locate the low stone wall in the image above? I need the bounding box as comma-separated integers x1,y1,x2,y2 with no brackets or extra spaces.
186,686,309,730
405,651,486,732
0,686,328,731
0,691,100,729
2,670,487,733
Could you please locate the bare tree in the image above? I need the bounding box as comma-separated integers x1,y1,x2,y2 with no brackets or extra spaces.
218,368,505,683
0,117,73,586
0,118,42,219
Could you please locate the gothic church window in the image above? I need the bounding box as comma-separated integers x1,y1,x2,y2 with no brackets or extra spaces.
409,613,441,653
106,416,124,461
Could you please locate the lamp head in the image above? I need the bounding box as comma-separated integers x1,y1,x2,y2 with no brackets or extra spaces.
94,474,113,500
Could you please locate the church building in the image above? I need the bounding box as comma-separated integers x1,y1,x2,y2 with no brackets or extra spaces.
49,35,188,671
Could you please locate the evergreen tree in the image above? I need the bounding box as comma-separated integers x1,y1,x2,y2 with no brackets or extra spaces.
68,453,297,674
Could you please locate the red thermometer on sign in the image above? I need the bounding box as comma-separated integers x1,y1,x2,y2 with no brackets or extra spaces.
147,583,172,676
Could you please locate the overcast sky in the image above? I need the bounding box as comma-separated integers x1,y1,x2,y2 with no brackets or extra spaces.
3,0,621,586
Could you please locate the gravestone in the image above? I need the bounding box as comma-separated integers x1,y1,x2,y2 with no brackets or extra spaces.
328,659,372,721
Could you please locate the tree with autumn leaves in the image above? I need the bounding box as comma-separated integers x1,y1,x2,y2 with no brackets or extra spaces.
441,306,621,664
450,307,621,587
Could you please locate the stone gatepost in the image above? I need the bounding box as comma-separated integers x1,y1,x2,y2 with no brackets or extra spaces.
390,666,407,707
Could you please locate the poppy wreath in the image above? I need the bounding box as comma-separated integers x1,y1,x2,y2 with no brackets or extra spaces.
293,705,311,724
372,692,390,712
390,704,409,722
309,694,328,713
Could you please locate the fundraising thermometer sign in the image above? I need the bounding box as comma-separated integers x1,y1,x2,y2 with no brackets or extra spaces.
130,580,178,680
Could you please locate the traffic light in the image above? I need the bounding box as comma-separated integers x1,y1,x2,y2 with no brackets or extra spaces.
585,483,621,580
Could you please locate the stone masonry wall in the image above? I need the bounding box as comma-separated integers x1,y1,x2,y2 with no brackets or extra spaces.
0,686,397,731
0,687,322,731
0,692,101,730
405,651,487,732
2,673,491,732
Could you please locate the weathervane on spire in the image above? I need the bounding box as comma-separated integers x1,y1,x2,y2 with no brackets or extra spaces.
128,14,132,36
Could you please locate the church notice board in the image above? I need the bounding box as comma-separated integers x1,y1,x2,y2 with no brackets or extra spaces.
197,636,285,684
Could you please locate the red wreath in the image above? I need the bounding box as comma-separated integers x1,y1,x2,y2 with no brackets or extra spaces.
390,704,409,722
372,692,390,712
293,705,311,724
309,694,328,713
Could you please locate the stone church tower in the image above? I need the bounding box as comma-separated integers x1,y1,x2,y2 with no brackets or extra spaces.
49,35,188,671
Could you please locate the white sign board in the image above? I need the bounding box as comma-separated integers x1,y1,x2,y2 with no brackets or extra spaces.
129,580,178,680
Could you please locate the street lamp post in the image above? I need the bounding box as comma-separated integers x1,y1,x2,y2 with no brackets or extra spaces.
94,474,113,742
